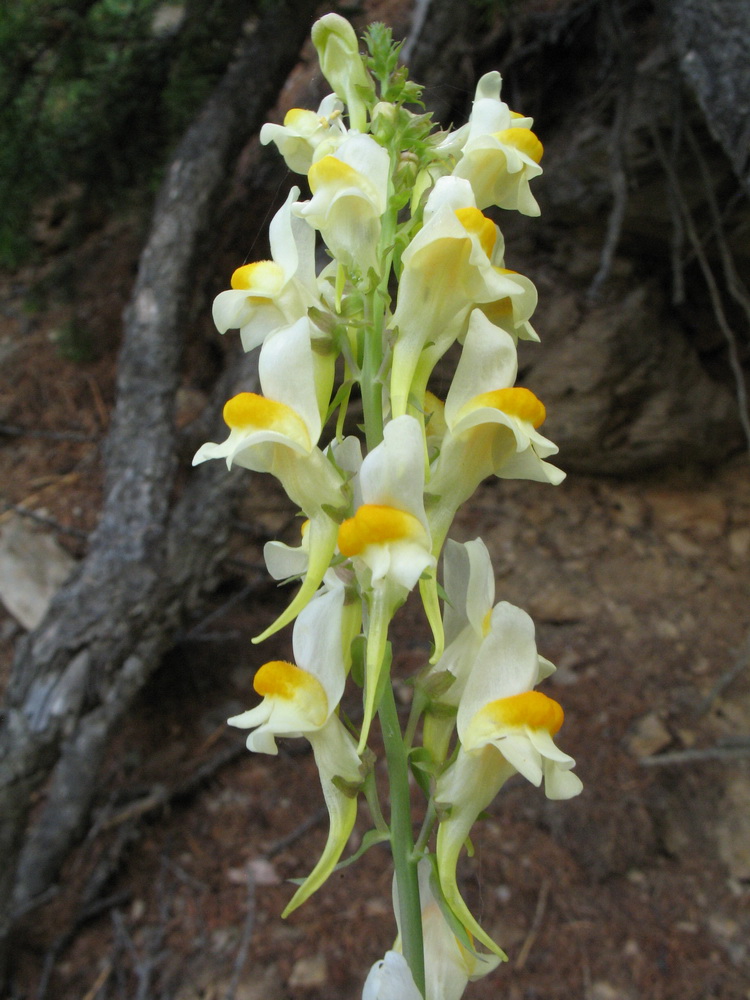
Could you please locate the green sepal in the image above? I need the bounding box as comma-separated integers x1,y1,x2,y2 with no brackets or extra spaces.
332,828,391,872
321,502,348,524
308,306,338,335
407,746,434,798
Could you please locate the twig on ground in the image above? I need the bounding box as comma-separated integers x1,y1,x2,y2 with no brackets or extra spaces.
1,502,89,540
515,879,550,970
265,806,328,859
34,891,131,1000
695,633,750,717
640,740,750,766
223,867,257,1000
80,961,113,1000
100,741,246,832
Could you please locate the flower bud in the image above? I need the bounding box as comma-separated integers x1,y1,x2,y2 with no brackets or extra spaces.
370,100,397,142
312,13,375,133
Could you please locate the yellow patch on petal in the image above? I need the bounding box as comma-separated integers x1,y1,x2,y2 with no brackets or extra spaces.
230,260,284,294
483,297,513,321
308,154,359,193
253,660,328,725
481,268,520,321
485,690,563,734
495,127,543,164
284,108,311,127
472,387,546,428
223,393,312,447
454,207,497,258
338,504,425,557
510,110,525,120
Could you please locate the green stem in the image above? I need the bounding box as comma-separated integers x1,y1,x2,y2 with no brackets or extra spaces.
379,681,425,997
361,292,384,450
361,162,399,452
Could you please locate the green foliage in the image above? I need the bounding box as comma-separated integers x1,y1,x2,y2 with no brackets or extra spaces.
0,0,254,269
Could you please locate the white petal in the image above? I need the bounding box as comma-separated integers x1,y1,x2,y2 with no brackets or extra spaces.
543,760,584,800
258,318,322,444
263,538,309,581
212,289,257,334
444,312,518,426
359,416,428,527
493,733,543,786
292,584,347,711
457,602,540,737
387,539,435,591
363,952,422,1000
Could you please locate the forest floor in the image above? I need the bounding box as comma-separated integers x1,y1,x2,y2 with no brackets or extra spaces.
2,181,750,1000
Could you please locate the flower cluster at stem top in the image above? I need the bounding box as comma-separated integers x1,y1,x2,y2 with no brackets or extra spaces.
193,15,582,1000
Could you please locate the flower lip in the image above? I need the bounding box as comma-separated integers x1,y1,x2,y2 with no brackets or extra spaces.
467,387,546,429
454,206,497,258
222,392,312,448
484,689,563,735
230,260,285,293
252,659,329,727
337,504,427,558
494,127,543,164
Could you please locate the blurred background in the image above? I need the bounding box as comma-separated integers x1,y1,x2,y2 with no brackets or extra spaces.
1,1,749,998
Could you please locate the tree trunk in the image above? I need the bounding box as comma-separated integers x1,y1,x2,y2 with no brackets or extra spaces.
0,0,319,980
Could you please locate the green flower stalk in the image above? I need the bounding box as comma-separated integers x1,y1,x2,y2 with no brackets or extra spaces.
195,16,583,1000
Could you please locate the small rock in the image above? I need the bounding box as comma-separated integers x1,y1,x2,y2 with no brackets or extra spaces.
646,490,728,541
527,585,595,624
0,514,76,629
247,858,281,886
665,531,703,559
288,954,328,989
589,982,630,1000
715,773,750,880
709,914,740,940
628,712,672,758
676,921,698,934
728,527,750,559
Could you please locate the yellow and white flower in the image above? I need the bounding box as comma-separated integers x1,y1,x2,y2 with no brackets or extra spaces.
294,132,390,280
260,94,347,174
212,187,322,353
229,581,363,915
422,539,557,764
434,601,581,955
452,71,543,215
337,416,435,749
193,318,344,638
389,177,530,417
427,310,563,550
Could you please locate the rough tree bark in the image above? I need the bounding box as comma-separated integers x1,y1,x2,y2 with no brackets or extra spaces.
659,0,750,195
0,0,319,979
